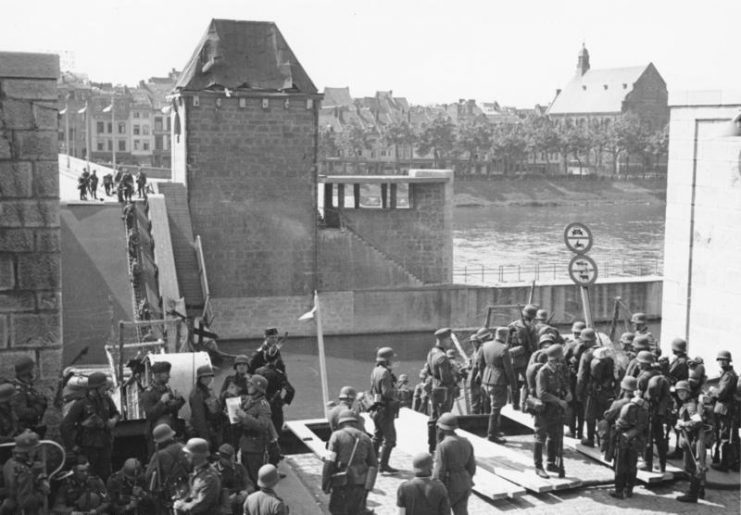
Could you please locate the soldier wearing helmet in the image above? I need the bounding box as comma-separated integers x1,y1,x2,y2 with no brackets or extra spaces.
533,344,570,478
668,338,689,385
425,328,458,453
213,443,254,515
189,365,222,451
11,356,48,437
508,305,539,411
397,373,413,410
624,334,651,379
221,355,251,398
412,367,431,415
60,371,120,480
564,321,586,348
107,458,153,514
602,376,638,460
467,328,491,415
674,380,711,503
608,386,649,499
144,423,189,514
53,455,110,514
255,348,296,445
173,438,222,514
564,327,595,439
370,346,400,473
630,313,659,357
0,383,19,445
433,413,476,515
1,430,49,515
534,309,550,334
322,409,377,514
709,350,738,473
580,347,617,450
141,360,186,455
327,386,364,433
639,360,672,472
236,375,274,487
477,327,518,445
396,452,450,515
243,464,288,515
574,328,599,446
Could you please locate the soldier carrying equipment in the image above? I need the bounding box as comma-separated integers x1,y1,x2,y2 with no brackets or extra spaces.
709,350,738,473
369,347,400,474
141,361,186,455
477,326,518,444
145,423,190,515
609,394,649,499
11,356,48,437
534,344,570,479
432,413,476,515
0,431,49,515
425,328,458,454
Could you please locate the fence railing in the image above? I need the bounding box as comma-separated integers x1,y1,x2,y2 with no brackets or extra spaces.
453,258,662,285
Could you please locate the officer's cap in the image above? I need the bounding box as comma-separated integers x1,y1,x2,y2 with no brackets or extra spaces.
218,443,235,458
250,374,268,394
580,328,596,342
434,328,452,338
14,356,35,375
184,438,210,457
234,355,250,368
264,328,278,337
437,413,458,430
619,332,635,345
337,409,358,426
717,350,732,362
152,423,176,443
151,361,172,374
338,386,357,400
412,452,433,474
257,464,280,488
523,304,538,317
0,383,15,402
536,309,548,321
14,430,40,452
494,326,509,341
196,365,214,379
636,350,654,364
631,313,647,324
571,321,586,333
620,376,637,392
87,372,107,389
546,344,564,359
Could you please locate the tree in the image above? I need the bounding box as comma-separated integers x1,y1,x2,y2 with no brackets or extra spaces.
383,120,417,170
491,123,528,175
455,118,492,173
318,126,340,160
337,121,373,161
644,124,669,173
561,123,595,174
416,116,456,167
524,115,561,170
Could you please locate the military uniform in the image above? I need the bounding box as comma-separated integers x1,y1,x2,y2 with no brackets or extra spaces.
1,433,49,515
433,432,476,515
237,392,274,486
107,469,153,514
611,397,649,498
396,475,450,515
477,329,517,442
254,363,295,434
220,372,250,398
145,439,190,514
53,468,110,513
190,382,223,451
243,489,288,515
61,385,120,480
508,319,536,403
601,380,637,463
711,357,738,472
141,381,186,454
669,355,689,385
327,400,363,433
323,422,377,515
425,344,457,422
397,382,413,410
213,459,253,515
564,330,596,439
535,353,568,475
0,387,19,444
675,382,713,502
641,369,671,471
369,353,399,471
174,462,221,514
11,378,47,435
578,347,616,446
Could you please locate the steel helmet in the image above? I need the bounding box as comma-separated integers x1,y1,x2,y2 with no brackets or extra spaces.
523,304,538,318
122,458,141,479
338,386,357,400
437,413,458,430
412,452,433,473
376,347,395,362
234,355,250,368
536,309,548,322
671,338,687,352
87,372,107,389
637,350,654,364
631,313,647,324
183,438,210,457
632,334,651,351
674,380,691,393
539,333,555,346
620,376,637,392
474,327,493,341
546,344,564,359
717,350,732,362
571,321,586,333
337,409,358,426
196,365,214,379
257,464,280,488
580,328,596,343
398,374,409,383
619,332,635,345
152,423,176,443
250,374,268,394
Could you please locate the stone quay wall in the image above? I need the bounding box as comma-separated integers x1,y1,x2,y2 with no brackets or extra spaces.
0,52,62,384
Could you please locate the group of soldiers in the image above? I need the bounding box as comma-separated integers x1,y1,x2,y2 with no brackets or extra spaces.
0,328,295,514
406,305,740,504
76,167,148,202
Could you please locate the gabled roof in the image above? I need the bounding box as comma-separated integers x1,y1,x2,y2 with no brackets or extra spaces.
176,19,317,94
548,65,651,115
322,87,353,108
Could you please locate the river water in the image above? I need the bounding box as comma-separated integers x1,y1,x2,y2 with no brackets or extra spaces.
453,202,666,283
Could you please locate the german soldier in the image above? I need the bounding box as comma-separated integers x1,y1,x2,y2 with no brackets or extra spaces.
61,371,119,480
243,464,288,515
189,364,222,451
574,328,598,446
236,374,274,487
141,360,186,455
213,443,254,515
641,362,672,472
709,350,738,472
255,348,296,434
397,374,413,410
412,368,430,415
11,356,48,436
0,431,49,515
601,376,638,462
565,327,596,439
107,458,154,514
563,321,585,348
624,334,651,379
509,305,538,410
369,346,400,473
322,409,377,515
432,413,476,515
534,344,570,478
173,438,222,514
630,313,658,357
609,391,649,499
425,328,457,453
581,346,617,449
53,456,110,514
668,338,689,385
145,423,190,515
221,355,251,398
674,380,712,503
468,327,492,415
477,326,517,444
328,386,363,432
248,328,286,375
0,383,19,444
396,452,450,515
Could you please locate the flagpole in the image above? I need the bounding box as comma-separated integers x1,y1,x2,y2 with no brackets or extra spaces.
314,291,330,420
111,95,117,170
85,100,91,172
64,103,70,168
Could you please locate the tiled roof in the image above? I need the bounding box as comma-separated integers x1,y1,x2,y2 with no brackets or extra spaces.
322,87,353,108
176,19,317,94
547,65,650,115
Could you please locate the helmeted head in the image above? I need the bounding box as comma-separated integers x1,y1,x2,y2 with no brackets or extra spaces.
494,326,509,342
376,346,395,364
249,374,268,395
474,327,493,342
637,350,654,365
338,386,357,401
13,430,40,455
580,328,596,345
152,423,176,444
234,355,249,371
258,464,280,488
398,374,409,384
412,452,433,476
536,309,548,322
671,337,687,354
87,372,108,391
437,413,458,431
522,304,538,320
150,361,172,382
674,380,691,400
571,321,586,336
546,344,564,361
632,334,651,352
0,383,15,404
122,458,141,480
619,332,635,346
717,350,732,364
434,328,452,345
620,376,637,393
196,365,214,384
631,312,647,326
337,409,358,427
14,356,35,379
218,443,235,462
183,437,210,463
538,333,555,348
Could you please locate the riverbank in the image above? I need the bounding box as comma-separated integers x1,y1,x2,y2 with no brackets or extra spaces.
454,176,667,207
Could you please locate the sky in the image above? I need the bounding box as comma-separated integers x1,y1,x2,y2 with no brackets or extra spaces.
1,0,740,107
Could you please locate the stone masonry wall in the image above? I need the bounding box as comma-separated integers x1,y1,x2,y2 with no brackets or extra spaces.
180,93,318,298
0,52,62,384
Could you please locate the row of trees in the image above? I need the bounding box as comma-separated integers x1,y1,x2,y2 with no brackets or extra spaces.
320,113,669,175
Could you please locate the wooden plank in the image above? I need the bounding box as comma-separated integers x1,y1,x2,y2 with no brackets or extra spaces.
395,409,578,494
500,405,678,483
362,411,526,500
285,419,330,459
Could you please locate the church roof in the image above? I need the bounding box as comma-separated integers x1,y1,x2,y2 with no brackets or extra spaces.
547,65,651,115
175,19,317,94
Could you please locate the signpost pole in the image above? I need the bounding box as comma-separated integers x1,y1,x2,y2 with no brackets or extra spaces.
580,285,593,328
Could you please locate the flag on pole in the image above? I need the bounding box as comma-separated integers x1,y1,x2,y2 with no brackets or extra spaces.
59,107,68,115
298,292,330,419
77,105,87,114
298,304,316,321
102,103,113,113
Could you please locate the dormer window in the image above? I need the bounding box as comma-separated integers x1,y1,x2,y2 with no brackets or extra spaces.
622,83,628,89
603,84,608,90
582,85,587,91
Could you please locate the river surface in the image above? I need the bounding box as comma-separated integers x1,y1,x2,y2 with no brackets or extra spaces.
453,202,666,283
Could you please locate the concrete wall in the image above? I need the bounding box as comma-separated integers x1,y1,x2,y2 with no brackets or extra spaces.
175,92,319,298
0,52,63,382
212,277,662,340
661,91,741,377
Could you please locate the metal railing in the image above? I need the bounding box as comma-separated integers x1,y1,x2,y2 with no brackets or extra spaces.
453,258,662,285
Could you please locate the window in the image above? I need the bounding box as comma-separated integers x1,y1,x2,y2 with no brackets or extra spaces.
97,142,104,151
118,140,126,151
134,140,140,151
133,125,140,136
142,125,150,135
166,118,171,131
97,121,105,133
359,184,383,209
118,123,126,134
155,135,163,150
107,140,113,151
134,112,140,118
143,112,149,118
143,142,150,151
154,117,163,131
107,122,113,133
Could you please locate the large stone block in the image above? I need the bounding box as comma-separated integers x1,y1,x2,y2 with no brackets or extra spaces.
17,253,60,290
32,161,59,197
0,255,13,291
0,53,59,79
34,228,61,252
36,291,61,311
0,316,6,348
0,349,35,378
0,78,57,101
0,161,33,197
0,200,59,227
0,291,36,312
0,228,34,252
13,130,58,160
37,347,63,379
10,313,61,347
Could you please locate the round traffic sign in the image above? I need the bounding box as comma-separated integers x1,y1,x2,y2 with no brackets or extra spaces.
564,222,593,254
568,254,598,286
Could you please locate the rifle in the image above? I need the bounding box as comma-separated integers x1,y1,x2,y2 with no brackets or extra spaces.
528,280,536,305
608,297,621,342
679,426,706,491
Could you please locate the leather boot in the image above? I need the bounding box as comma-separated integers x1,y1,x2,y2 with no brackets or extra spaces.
546,439,558,472
534,443,549,478
677,479,698,503
380,445,398,474
427,420,437,454
487,410,506,444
